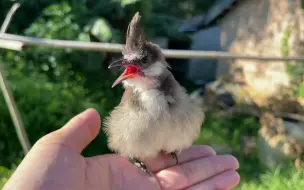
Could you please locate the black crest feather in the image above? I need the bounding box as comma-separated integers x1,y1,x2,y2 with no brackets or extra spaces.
123,12,146,55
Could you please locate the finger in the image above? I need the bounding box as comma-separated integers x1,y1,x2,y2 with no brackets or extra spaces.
156,155,239,190
144,145,216,172
184,170,240,190
36,108,101,153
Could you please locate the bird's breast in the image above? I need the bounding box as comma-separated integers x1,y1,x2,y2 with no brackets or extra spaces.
120,74,172,118
123,88,171,120
138,89,169,119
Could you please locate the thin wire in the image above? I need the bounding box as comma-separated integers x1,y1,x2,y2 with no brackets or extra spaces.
1,33,304,61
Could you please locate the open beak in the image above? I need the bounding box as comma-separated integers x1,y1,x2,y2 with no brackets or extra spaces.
111,65,138,88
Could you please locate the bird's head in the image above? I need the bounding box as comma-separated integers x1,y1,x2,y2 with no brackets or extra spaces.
108,12,168,88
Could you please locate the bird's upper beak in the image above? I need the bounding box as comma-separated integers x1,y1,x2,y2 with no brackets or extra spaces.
108,59,123,69
108,59,138,88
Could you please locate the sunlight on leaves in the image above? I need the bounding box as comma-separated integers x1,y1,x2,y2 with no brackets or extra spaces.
78,32,90,42
91,18,112,41
112,0,141,7
299,83,304,97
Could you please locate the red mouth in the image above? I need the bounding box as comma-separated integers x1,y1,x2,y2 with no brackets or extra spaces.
111,65,139,88
124,65,138,75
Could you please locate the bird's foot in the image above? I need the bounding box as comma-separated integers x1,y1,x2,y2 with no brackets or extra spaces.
170,152,179,165
129,157,153,176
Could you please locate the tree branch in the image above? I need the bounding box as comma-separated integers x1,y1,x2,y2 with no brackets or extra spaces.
0,3,23,51
0,3,20,33
0,39,23,51
0,3,31,155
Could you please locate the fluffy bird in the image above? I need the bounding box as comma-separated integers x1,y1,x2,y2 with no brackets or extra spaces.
103,12,204,175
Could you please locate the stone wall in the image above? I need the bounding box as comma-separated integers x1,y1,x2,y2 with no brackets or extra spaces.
217,0,302,105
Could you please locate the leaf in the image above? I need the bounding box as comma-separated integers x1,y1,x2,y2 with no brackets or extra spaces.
112,0,141,7
298,83,304,97
90,18,112,42
78,32,90,42
43,2,72,16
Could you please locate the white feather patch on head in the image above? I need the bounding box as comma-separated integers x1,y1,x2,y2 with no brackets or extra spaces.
124,53,140,61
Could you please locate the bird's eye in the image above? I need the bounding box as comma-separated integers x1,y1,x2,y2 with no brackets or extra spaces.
141,56,148,64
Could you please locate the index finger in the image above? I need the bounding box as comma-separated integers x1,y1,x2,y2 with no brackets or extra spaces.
156,155,239,190
144,145,216,172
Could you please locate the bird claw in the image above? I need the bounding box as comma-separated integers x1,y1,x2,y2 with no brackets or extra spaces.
129,158,153,176
170,152,179,165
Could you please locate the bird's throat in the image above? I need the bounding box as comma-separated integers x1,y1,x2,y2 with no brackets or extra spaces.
122,76,160,92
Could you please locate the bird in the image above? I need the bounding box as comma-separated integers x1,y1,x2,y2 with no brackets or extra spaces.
103,12,204,175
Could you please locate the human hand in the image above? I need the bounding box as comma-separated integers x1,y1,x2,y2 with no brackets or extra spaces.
3,108,240,190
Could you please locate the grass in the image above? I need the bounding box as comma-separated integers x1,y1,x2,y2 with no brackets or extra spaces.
0,166,14,189
299,83,304,98
195,111,304,189
1,111,304,189
236,167,304,190
195,111,265,180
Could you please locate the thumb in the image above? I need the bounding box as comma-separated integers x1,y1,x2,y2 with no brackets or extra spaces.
38,108,101,153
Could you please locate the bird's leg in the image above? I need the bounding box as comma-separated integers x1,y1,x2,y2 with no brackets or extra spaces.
129,157,153,176
170,151,179,165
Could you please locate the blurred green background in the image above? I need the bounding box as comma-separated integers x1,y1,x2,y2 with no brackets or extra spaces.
0,0,303,189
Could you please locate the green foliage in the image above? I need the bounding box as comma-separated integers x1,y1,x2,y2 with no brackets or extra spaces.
91,18,113,41
236,167,304,190
113,0,141,7
281,25,304,98
0,166,14,189
24,2,81,40
0,51,115,166
299,83,304,97
195,112,265,181
281,26,290,57
195,112,304,189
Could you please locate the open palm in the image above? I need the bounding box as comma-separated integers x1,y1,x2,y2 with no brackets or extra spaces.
4,109,240,190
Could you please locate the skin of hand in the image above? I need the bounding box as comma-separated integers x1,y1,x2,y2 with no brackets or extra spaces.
3,108,240,190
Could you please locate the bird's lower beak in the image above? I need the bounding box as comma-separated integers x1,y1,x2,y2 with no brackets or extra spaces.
111,65,138,88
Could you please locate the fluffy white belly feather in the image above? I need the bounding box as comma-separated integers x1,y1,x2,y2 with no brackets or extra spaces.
104,87,204,159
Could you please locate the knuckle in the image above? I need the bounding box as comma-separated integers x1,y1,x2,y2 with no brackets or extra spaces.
34,130,60,147
181,163,198,185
